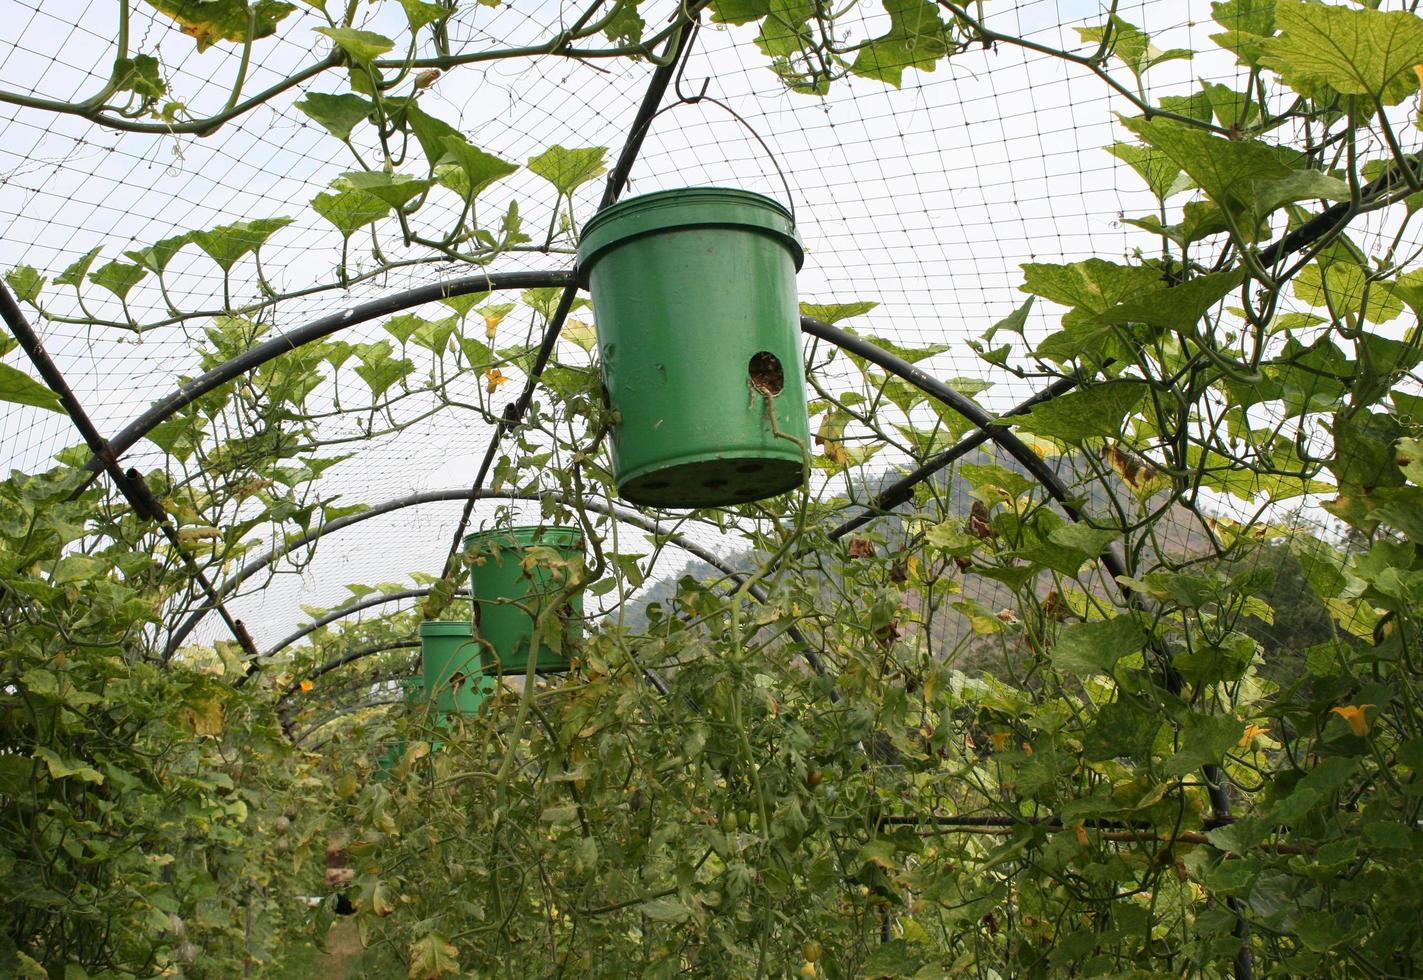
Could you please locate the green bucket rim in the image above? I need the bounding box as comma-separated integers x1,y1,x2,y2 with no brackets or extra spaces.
576,186,803,286
419,620,473,638
462,524,584,554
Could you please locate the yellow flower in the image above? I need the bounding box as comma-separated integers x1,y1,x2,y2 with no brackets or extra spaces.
989,731,1011,753
1238,723,1269,747
299,678,314,693
1330,704,1375,737
485,368,509,394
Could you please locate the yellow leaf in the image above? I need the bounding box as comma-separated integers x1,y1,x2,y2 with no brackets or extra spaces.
180,698,223,737
1330,704,1375,737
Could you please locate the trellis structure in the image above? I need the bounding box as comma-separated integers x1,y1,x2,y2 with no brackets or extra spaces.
5,1,1423,977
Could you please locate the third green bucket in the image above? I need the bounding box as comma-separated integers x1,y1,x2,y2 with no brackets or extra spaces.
577,187,810,508
463,526,585,675
420,621,495,717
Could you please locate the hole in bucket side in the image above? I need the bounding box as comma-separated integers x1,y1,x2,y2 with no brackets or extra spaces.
748,351,785,396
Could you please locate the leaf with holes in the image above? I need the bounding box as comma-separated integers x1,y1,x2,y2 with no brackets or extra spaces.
145,0,296,52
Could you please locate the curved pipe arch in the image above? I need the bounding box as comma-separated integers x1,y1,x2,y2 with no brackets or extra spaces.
263,586,470,660
84,269,573,482
177,489,751,664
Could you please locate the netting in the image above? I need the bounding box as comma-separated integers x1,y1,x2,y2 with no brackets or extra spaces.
0,0,1395,652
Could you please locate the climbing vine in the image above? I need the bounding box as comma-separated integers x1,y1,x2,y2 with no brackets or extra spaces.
4,0,1423,977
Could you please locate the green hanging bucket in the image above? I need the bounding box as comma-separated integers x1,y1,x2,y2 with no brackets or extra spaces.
578,187,810,508
463,526,585,675
419,621,496,716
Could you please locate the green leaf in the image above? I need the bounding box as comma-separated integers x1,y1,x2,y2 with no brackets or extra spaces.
312,187,391,238
1050,615,1147,675
144,0,296,52
191,217,292,271
315,26,395,65
1163,713,1244,777
1076,16,1191,81
526,145,607,196
437,136,518,203
112,53,165,99
1020,259,1163,326
800,300,877,323
1092,269,1244,333
1261,0,1423,104
1121,116,1293,212
352,341,415,398
1293,259,1404,325
124,232,193,273
0,363,64,413
339,171,433,209
88,260,147,299
1210,0,1275,67
1107,142,1189,201
399,0,447,30
295,92,373,141
5,266,44,305
32,747,103,784
638,896,692,922
53,247,102,288
1001,382,1147,443
849,0,950,87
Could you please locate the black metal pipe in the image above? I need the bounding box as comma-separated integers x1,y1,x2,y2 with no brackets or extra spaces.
1,282,258,659
278,638,419,710
170,488,753,665
262,586,471,660
828,375,1081,540
82,268,572,484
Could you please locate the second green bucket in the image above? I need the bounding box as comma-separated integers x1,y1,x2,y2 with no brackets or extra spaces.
420,621,496,716
578,187,810,508
463,526,585,675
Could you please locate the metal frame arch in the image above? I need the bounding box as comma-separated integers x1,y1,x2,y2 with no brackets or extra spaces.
179,488,753,667
79,268,574,486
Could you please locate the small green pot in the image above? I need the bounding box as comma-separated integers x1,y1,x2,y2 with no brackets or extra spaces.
578,187,810,508
464,526,584,675
420,621,496,716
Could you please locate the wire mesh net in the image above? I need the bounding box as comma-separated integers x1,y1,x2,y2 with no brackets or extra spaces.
0,0,1382,656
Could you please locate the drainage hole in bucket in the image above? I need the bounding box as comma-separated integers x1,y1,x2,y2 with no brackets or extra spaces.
748,351,785,396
